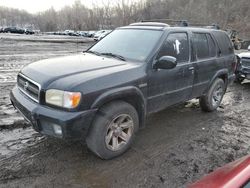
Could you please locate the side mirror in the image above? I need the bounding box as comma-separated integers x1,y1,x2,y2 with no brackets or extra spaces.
248,45,250,51
154,56,177,69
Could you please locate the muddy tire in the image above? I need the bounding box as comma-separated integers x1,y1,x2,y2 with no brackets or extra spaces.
200,78,226,112
86,101,139,160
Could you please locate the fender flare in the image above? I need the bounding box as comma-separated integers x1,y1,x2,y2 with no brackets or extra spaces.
205,69,229,94
91,86,147,128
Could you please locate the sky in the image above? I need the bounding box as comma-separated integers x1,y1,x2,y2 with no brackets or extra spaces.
0,0,106,13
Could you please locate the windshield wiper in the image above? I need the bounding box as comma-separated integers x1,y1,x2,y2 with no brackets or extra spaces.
101,53,126,61
85,50,101,56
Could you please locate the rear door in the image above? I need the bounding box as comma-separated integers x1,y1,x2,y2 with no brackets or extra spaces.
191,32,221,98
147,32,195,113
212,31,235,76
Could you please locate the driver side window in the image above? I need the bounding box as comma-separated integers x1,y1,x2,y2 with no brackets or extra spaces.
158,33,189,63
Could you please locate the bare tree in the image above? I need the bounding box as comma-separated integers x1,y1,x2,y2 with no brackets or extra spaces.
0,0,249,37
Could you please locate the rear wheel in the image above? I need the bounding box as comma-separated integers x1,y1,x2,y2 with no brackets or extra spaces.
200,78,226,112
86,101,139,159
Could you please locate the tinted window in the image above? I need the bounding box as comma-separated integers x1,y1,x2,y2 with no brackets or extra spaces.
193,33,210,59
207,34,216,57
212,31,233,55
89,29,163,61
158,33,189,63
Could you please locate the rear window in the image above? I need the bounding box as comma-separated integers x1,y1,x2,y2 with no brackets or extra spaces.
193,33,210,59
212,31,233,55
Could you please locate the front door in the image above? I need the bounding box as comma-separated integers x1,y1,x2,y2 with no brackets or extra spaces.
147,32,195,113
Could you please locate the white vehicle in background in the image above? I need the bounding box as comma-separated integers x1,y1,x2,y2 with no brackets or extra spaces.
235,45,250,83
77,31,88,37
63,30,75,35
94,30,112,41
86,31,96,37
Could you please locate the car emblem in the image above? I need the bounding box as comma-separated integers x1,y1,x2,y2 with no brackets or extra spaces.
24,81,29,90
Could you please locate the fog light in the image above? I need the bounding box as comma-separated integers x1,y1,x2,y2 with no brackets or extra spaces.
53,124,62,135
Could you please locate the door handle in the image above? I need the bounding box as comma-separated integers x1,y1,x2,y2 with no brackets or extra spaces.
188,67,195,74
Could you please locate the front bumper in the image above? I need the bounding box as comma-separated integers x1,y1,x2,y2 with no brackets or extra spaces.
237,67,250,80
10,86,97,139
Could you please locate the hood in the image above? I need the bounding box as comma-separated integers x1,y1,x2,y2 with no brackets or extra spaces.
237,52,250,58
21,53,137,87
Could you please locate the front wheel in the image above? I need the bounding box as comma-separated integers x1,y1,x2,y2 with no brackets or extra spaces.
200,78,226,112
86,101,139,159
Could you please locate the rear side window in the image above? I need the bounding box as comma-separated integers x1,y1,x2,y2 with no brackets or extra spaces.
158,33,189,63
193,33,217,59
212,31,233,55
193,33,210,59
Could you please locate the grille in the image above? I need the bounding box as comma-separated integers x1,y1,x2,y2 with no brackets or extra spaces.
17,74,40,103
242,58,250,67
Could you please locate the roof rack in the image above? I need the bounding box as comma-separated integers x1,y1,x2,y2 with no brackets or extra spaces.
129,22,170,27
140,18,220,29
142,19,189,27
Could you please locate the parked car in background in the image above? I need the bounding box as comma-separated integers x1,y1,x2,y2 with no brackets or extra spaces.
86,31,96,37
189,155,250,188
77,31,88,37
0,27,4,33
235,45,250,83
63,30,75,36
93,30,106,40
25,29,35,35
69,32,80,36
3,27,25,34
94,30,112,41
10,22,235,159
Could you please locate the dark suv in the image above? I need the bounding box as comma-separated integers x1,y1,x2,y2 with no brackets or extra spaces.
10,22,235,159
3,27,25,34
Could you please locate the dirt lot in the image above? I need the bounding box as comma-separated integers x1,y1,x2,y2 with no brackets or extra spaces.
0,33,249,188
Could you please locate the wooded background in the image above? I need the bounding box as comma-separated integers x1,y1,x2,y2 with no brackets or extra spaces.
0,0,249,38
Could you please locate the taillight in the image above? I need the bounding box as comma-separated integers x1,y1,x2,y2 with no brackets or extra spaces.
233,56,240,72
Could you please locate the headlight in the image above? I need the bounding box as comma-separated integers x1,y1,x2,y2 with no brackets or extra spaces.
45,89,81,108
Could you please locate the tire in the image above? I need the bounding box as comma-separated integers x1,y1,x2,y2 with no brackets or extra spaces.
86,101,139,159
199,78,226,112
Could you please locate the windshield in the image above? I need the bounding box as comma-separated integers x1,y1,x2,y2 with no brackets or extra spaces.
89,29,163,61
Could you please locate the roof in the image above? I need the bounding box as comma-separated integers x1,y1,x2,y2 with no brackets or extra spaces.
120,22,222,33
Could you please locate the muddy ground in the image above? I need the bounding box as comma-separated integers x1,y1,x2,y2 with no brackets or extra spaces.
0,33,249,188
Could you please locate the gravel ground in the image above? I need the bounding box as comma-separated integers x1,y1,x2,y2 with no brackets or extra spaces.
0,33,249,188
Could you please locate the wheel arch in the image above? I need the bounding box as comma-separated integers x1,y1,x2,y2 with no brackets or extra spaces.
91,86,147,128
205,69,229,94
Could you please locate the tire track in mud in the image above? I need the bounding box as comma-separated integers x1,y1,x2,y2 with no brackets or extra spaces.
0,88,249,188
0,36,93,164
